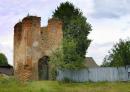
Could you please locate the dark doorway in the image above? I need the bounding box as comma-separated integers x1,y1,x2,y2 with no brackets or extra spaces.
38,56,49,80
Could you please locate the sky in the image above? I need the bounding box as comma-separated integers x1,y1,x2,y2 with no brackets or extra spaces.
0,0,130,65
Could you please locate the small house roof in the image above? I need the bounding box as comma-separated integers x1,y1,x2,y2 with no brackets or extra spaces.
85,57,99,68
0,65,13,75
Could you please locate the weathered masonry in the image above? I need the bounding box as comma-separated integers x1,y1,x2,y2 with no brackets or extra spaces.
14,16,62,81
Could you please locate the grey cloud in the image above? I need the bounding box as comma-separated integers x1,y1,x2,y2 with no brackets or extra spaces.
91,0,130,18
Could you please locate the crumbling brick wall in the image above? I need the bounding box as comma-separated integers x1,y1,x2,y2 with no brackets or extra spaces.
14,16,62,81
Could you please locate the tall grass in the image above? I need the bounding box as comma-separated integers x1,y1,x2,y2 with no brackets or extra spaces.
0,75,130,92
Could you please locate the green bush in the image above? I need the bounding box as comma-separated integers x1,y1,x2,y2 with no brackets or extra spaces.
0,53,8,65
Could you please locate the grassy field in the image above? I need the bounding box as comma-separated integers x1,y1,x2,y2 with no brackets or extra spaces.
0,76,130,92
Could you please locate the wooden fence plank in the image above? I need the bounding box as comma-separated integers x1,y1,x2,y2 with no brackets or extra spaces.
57,67,128,82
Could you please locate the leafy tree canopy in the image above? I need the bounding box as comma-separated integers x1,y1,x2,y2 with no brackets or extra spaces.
53,2,82,26
0,53,8,65
102,39,130,67
52,2,92,69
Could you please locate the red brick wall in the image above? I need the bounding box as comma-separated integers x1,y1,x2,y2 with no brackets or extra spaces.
14,16,62,81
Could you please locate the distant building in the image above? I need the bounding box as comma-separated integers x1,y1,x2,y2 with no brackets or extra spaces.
0,65,14,75
85,57,99,68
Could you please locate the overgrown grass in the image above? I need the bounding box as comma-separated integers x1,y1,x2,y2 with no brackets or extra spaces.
0,76,130,92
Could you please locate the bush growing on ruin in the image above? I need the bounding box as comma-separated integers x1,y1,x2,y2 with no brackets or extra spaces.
49,47,64,79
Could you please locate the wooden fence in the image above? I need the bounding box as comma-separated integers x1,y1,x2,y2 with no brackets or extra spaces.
57,67,130,82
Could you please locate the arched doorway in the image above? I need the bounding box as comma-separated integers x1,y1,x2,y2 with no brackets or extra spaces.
38,56,49,80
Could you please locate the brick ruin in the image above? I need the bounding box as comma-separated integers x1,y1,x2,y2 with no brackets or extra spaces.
14,16,63,80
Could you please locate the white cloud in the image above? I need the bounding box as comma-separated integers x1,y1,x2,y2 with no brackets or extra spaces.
69,0,94,17
0,44,13,65
87,42,113,65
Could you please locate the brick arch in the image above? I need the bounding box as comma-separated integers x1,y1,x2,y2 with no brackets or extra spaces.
38,56,49,80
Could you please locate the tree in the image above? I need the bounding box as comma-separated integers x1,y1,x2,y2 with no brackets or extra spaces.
64,16,91,57
101,55,111,67
52,2,92,69
0,53,8,65
53,2,82,27
62,38,85,69
102,39,130,67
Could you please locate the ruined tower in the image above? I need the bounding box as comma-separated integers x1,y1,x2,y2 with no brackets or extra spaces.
14,16,62,80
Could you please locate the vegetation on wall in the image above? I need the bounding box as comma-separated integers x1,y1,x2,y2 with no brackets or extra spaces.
0,53,8,65
49,47,64,80
101,39,130,67
52,2,92,69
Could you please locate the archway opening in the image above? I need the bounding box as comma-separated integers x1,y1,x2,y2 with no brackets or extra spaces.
38,56,49,80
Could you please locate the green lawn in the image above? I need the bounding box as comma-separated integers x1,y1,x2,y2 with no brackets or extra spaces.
0,76,130,92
